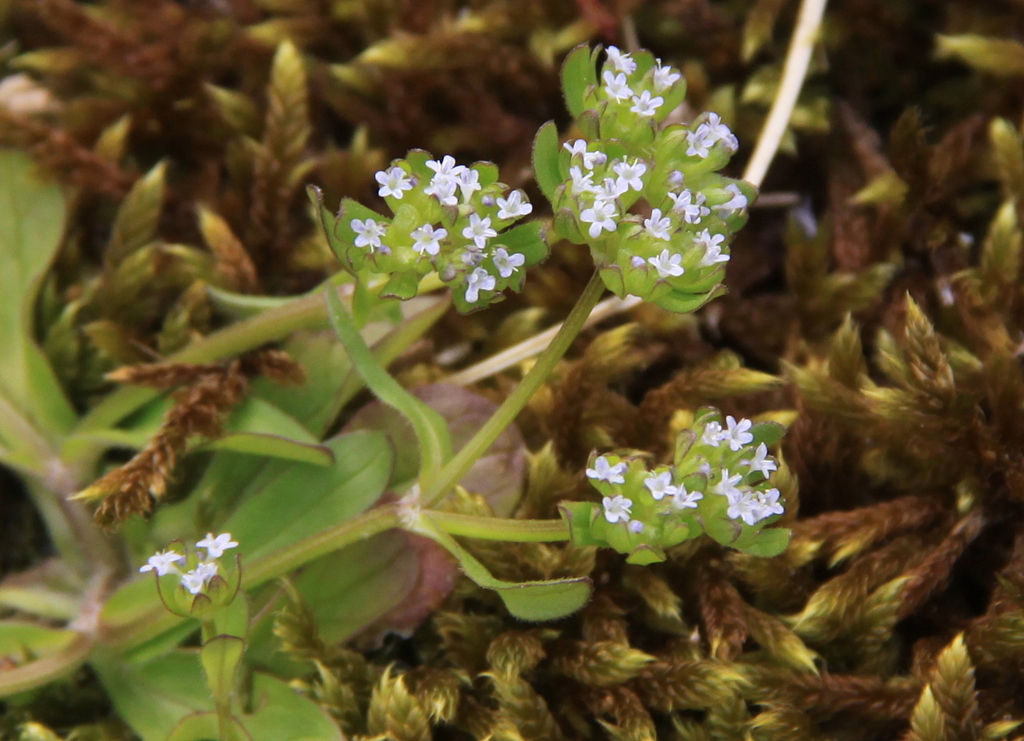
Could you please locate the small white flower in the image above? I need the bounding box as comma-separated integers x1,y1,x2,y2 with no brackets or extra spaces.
496,190,532,219
653,61,682,92
140,549,185,576
743,443,777,478
695,229,729,266
667,190,708,224
628,520,645,533
462,213,497,250
602,70,633,102
197,532,239,559
585,150,608,169
426,155,466,179
644,470,679,501
411,224,447,256
587,455,627,484
455,168,482,202
721,416,754,452
703,113,739,152
644,209,672,241
424,176,458,206
612,158,646,191
630,90,664,117
631,255,645,268
580,199,618,239
464,267,496,303
714,469,744,502
595,176,628,202
605,45,637,75
492,247,525,278
686,127,712,158
671,486,703,510
461,249,484,267
351,218,386,251
603,494,633,523
702,421,723,446
668,170,685,187
180,562,219,595
570,165,597,195
714,184,749,214
648,249,684,278
375,166,414,199
727,490,761,525
754,488,785,520
564,139,588,158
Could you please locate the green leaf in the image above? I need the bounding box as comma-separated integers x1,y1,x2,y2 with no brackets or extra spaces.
325,286,451,490
750,421,787,447
308,186,383,273
200,635,245,704
244,673,343,741
532,121,563,205
205,398,335,466
558,501,605,547
561,44,597,118
0,622,91,698
0,621,80,656
413,515,592,621
495,221,550,266
167,712,252,741
222,430,393,564
736,527,791,558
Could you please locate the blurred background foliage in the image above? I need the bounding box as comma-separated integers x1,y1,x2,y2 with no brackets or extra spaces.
5,0,1024,739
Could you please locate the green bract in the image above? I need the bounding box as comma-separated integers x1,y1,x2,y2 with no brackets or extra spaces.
533,45,757,313
562,407,790,563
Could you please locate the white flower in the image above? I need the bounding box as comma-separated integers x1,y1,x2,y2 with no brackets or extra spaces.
587,455,627,484
648,249,684,278
644,469,679,501
603,494,633,523
630,91,664,117
612,158,646,191
703,113,739,152
631,255,645,268
565,140,606,169
754,488,785,520
668,170,685,187
180,562,219,595
686,127,712,158
461,249,484,267
564,139,588,158
497,190,532,219
743,443,777,478
375,166,414,199
727,490,761,525
455,168,481,202
667,189,708,224
721,416,754,452
714,184,749,214
605,45,637,74
580,199,618,239
670,486,703,510
351,218,386,251
702,421,723,446
629,520,645,533
695,229,729,266
140,549,185,576
596,176,628,202
570,165,597,195
653,61,681,92
714,469,744,502
644,209,672,241
411,224,447,256
464,267,496,303
197,532,239,559
492,247,525,278
462,213,497,250
426,155,466,179
602,70,633,102
424,176,458,206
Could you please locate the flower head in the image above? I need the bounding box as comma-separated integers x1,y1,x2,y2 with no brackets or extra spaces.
426,155,466,179
424,176,458,206
686,128,712,159
197,532,238,559
455,168,481,202
671,486,703,510
644,209,672,241
140,549,184,576
603,494,633,523
351,218,386,251
497,190,532,219
667,190,708,224
702,113,739,153
754,488,785,520
570,165,597,195
596,177,628,202
587,455,627,484
462,214,497,250
653,61,682,92
644,470,679,501
605,46,637,75
702,421,723,446
630,90,664,117
375,166,414,199
727,490,761,525
580,199,618,239
411,224,447,256
181,561,219,595
464,267,496,303
696,230,728,266
602,70,633,102
714,184,749,214
714,469,744,502
492,247,525,279
743,443,777,478
648,249,684,278
612,159,647,191
721,416,754,451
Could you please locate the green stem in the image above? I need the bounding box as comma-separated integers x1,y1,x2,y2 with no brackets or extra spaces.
422,271,605,505
426,511,569,541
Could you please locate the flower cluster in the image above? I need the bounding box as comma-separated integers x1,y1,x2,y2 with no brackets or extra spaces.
141,532,241,615
534,45,756,313
314,151,547,313
561,407,789,563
